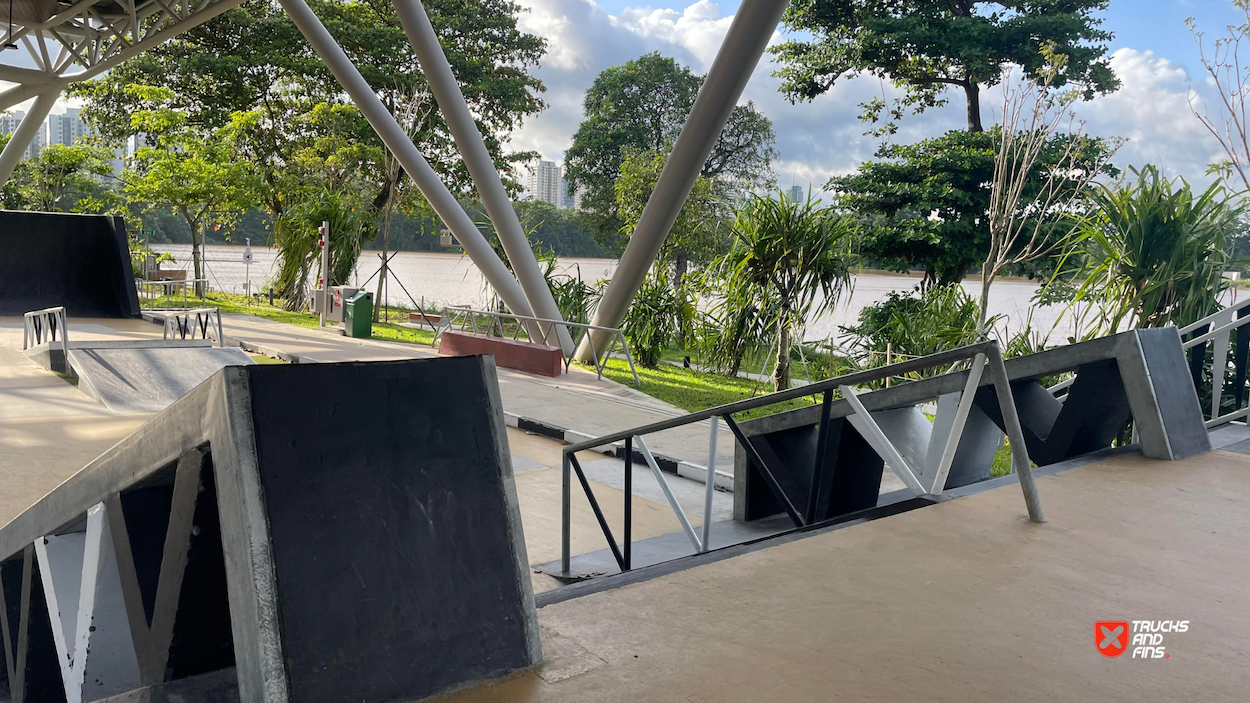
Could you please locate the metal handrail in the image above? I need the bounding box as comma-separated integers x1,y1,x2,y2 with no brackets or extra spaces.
163,308,224,347
435,305,642,387
1179,303,1250,428
136,277,210,309
23,306,71,376
559,340,1044,576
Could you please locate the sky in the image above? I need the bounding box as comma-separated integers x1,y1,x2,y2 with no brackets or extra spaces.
4,0,1248,191
505,0,1250,190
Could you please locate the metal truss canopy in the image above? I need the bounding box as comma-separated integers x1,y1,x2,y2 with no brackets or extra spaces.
0,0,244,89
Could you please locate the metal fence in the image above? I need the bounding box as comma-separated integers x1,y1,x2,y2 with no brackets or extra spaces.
22,306,71,375
433,306,642,387
162,308,224,347
559,340,1043,575
1179,296,1250,428
135,278,211,309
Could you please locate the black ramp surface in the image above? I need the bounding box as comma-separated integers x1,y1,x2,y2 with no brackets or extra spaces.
246,356,537,703
0,210,140,317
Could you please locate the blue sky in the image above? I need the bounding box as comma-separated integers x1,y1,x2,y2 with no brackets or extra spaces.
506,0,1250,189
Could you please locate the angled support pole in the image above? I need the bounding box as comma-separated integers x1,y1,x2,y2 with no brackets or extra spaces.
840,385,928,495
986,345,1045,522
276,0,541,331
574,0,790,362
0,88,60,187
392,0,574,353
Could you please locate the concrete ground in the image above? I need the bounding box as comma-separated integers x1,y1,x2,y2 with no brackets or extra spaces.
0,319,156,525
435,449,1250,703
0,315,718,594
214,313,740,470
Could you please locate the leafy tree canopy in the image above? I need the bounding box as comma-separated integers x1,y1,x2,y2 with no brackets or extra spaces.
833,128,1116,285
773,0,1119,133
69,0,547,198
615,148,722,278
564,51,777,245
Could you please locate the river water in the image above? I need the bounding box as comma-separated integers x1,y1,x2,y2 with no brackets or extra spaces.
154,243,1088,343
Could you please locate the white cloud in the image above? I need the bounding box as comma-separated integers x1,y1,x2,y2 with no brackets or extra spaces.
1075,48,1226,183
510,2,1231,192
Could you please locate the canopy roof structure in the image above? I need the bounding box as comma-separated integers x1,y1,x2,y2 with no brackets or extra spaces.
0,0,244,108
0,0,790,358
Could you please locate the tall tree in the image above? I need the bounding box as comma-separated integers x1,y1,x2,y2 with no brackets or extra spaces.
565,52,777,247
773,0,1119,133
69,0,548,204
125,92,252,297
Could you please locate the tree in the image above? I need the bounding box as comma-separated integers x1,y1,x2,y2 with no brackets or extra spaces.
125,95,251,297
708,192,856,390
832,129,996,285
1055,166,1243,335
615,148,722,286
982,46,1120,335
69,0,548,206
773,0,1119,134
1189,2,1250,193
565,52,776,245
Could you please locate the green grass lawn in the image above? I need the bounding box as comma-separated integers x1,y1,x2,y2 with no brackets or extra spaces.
596,356,822,420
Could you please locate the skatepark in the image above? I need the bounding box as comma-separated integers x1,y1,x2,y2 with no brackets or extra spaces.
0,208,1248,702
0,0,1248,697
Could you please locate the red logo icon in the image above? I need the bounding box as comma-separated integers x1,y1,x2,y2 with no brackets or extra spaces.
1097,621,1129,658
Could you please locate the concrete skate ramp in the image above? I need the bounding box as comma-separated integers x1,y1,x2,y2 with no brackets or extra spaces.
0,210,141,317
70,346,255,413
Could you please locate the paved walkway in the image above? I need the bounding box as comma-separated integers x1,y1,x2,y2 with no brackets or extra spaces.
216,313,739,471
438,448,1250,702
0,318,158,525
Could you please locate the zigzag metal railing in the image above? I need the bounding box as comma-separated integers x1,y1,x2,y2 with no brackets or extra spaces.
1177,296,1250,429
22,306,71,375
558,340,1044,576
162,307,224,347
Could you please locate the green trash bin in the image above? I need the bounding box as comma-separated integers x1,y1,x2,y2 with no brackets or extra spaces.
343,291,374,338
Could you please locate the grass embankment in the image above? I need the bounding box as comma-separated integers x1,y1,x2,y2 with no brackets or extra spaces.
143,291,436,346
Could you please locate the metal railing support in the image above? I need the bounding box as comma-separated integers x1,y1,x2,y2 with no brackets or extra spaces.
634,436,702,552
987,346,1045,523
561,452,571,575
930,353,986,493
840,385,927,495
701,420,718,552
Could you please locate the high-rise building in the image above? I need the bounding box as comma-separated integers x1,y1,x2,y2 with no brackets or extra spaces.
788,184,804,203
560,177,577,210
527,160,563,207
0,111,39,159
44,107,91,147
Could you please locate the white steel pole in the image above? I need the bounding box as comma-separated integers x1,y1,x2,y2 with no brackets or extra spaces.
0,89,60,187
574,0,789,362
319,222,329,328
391,0,573,353
277,0,540,330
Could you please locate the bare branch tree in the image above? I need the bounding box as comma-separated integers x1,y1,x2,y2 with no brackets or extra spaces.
1188,3,1250,192
982,45,1120,336
374,87,435,321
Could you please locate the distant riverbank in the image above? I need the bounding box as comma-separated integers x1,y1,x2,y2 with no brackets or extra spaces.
153,244,1083,342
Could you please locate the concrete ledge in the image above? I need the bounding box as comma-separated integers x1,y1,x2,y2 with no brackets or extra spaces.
439,330,563,378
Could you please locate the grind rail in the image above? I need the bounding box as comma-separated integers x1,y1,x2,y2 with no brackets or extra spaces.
22,306,71,375
559,340,1044,575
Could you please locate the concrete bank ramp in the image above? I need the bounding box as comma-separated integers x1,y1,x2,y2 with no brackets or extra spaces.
70,346,255,413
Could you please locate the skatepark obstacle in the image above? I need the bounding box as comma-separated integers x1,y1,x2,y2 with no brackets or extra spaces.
0,212,140,319
0,355,540,703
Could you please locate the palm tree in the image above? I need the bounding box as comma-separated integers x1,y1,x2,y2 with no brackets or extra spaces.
709,191,856,390
1059,165,1243,334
